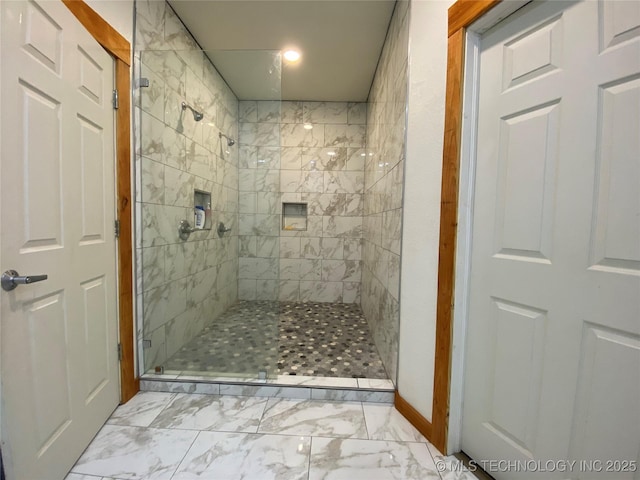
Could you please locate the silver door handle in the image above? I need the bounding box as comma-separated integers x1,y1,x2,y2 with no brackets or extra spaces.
2,270,48,292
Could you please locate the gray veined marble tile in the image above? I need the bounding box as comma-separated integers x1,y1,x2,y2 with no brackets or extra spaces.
141,380,221,395
258,398,368,439
150,393,268,433
348,102,367,125
256,191,282,215
281,147,303,169
239,101,258,123
255,169,280,193
308,437,440,480
310,389,395,403
324,124,366,148
324,171,365,194
363,404,427,442
219,384,311,399
271,376,359,388
344,238,362,260
107,392,175,427
343,282,361,304
239,145,258,169
65,474,110,480
323,216,363,238
321,259,361,282
240,122,280,147
256,279,279,300
140,63,165,121
281,123,325,148
303,101,348,124
143,279,187,333
140,156,165,205
281,101,304,124
427,445,480,480
256,146,281,169
357,378,395,390
140,111,165,163
279,280,300,301
71,425,198,480
299,281,343,303
238,279,257,300
141,246,165,292
135,0,166,51
256,235,279,257
172,432,311,480
256,101,281,123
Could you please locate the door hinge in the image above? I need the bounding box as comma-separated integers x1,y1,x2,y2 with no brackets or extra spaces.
114,219,120,238
117,343,122,362
112,89,119,110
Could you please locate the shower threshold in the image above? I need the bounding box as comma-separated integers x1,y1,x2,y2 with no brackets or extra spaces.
140,372,395,403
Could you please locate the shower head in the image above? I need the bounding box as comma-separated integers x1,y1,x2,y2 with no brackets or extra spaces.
181,101,203,122
219,132,235,147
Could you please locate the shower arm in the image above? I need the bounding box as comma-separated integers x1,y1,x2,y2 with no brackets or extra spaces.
181,101,203,121
218,132,235,147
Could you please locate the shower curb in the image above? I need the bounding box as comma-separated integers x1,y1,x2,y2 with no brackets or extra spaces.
140,377,395,403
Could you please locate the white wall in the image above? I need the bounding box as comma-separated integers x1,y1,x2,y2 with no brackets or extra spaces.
398,0,454,422
84,0,134,44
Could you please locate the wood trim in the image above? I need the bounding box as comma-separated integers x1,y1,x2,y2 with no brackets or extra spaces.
62,1,139,403
395,392,433,440
115,59,139,403
430,0,502,455
61,0,130,65
448,0,501,37
432,29,465,455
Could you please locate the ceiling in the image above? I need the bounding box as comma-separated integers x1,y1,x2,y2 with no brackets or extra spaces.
167,0,397,102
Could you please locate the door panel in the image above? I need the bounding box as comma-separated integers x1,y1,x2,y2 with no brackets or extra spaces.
590,77,640,273
462,1,640,478
1,1,119,478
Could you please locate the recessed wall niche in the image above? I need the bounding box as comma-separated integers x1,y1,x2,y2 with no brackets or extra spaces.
194,189,211,229
282,202,307,231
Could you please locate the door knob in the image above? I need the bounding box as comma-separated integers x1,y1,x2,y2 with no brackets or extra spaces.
1,270,48,292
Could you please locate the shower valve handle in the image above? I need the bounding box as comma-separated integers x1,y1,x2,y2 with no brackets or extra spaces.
178,220,195,240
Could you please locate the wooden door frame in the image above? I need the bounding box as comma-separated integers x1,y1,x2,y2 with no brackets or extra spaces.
431,0,502,454
62,0,139,403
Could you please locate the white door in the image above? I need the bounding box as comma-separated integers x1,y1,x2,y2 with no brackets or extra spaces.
0,1,119,478
462,1,640,478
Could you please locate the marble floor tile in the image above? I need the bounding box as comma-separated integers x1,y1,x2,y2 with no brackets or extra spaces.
363,403,427,442
149,393,267,433
65,474,111,480
258,398,367,438
427,445,480,480
172,431,311,480
309,437,441,480
107,391,175,427
70,425,198,480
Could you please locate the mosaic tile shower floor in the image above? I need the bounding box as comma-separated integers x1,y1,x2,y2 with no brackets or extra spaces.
161,301,389,379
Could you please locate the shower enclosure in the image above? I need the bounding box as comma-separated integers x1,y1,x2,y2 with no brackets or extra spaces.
135,0,407,386
136,48,282,379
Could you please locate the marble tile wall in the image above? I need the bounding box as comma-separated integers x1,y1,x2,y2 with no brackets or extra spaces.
362,0,410,385
135,0,239,372
237,101,367,303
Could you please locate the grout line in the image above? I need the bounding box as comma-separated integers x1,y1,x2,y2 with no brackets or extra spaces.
307,436,313,480
255,395,271,434
167,430,202,480
361,401,372,440
144,392,178,427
